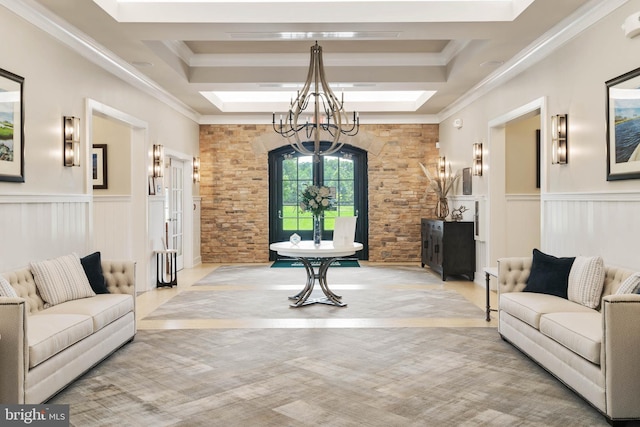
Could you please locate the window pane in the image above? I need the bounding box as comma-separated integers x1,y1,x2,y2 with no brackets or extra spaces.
298,156,313,179
339,158,354,179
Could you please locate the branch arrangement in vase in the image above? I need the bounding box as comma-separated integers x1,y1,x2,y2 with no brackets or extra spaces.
419,162,461,219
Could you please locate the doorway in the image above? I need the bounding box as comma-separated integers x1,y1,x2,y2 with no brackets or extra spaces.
269,143,369,259
164,156,185,271
487,98,545,267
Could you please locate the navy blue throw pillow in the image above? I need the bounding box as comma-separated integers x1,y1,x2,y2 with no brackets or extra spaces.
524,249,575,299
80,251,110,294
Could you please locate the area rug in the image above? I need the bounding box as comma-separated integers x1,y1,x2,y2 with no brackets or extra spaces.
271,259,360,268
50,327,608,427
47,263,610,426
145,263,481,319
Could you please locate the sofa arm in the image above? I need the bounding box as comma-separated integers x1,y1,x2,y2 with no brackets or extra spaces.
497,257,531,294
102,260,136,295
602,294,640,419
0,297,28,404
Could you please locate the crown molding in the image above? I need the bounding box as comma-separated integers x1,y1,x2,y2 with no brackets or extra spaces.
437,0,629,122
1,0,201,124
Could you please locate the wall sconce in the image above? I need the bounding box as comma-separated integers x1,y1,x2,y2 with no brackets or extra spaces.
152,144,164,178
551,114,568,164
63,116,80,167
437,156,447,179
472,142,483,176
193,156,200,183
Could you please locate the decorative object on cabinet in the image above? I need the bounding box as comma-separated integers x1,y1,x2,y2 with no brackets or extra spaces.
421,218,475,281
419,161,461,220
63,116,80,167
606,66,640,180
92,144,108,189
450,205,468,222
0,68,25,182
472,142,483,175
550,114,568,164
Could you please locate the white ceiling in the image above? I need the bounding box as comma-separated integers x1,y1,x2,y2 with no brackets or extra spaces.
10,0,620,123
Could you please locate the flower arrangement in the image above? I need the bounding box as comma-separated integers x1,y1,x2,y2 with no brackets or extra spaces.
300,185,333,217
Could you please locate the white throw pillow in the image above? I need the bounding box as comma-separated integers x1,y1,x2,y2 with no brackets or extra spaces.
568,256,605,309
615,272,640,295
30,253,95,308
0,275,18,298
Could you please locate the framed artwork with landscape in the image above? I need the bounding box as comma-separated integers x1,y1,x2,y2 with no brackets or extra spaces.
0,68,25,182
606,66,640,181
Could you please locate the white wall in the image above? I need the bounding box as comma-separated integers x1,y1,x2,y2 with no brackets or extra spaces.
0,6,200,290
439,1,640,271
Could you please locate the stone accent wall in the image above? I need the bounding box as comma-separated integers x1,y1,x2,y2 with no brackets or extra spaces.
199,125,270,263
366,124,439,262
199,124,439,263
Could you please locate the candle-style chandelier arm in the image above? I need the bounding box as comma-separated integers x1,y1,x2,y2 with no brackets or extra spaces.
272,42,360,161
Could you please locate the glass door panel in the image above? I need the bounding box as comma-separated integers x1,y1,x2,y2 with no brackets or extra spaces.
269,143,368,259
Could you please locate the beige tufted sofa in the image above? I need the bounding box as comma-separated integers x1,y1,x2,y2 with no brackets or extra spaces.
0,260,136,404
497,256,640,425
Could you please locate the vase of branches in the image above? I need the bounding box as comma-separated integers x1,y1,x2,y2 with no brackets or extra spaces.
420,161,461,220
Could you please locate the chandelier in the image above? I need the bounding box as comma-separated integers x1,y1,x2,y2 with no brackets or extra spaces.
272,42,359,161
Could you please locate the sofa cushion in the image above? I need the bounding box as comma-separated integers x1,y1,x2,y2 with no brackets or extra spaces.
0,275,18,297
539,312,602,365
500,292,594,329
615,272,640,295
80,252,109,294
524,249,575,299
568,256,605,309
30,253,96,308
27,313,93,368
42,294,134,332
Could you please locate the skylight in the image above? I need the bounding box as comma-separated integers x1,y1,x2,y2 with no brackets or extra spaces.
200,90,436,113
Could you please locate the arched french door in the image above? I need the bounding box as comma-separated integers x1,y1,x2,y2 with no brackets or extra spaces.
269,143,368,260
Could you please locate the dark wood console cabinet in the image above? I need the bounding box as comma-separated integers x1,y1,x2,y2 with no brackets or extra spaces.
421,219,475,281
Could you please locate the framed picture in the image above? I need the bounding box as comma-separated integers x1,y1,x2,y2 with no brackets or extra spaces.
0,68,25,182
462,167,472,195
536,129,541,188
148,176,156,195
606,66,640,181
92,144,108,189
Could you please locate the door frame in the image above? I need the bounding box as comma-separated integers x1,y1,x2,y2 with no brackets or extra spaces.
164,148,197,270
487,97,546,267
268,143,369,259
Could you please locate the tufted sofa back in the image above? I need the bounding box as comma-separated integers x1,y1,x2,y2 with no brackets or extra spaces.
2,260,135,315
497,256,636,305
102,260,136,295
4,268,45,314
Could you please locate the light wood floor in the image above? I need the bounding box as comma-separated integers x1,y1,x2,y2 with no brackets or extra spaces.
136,262,499,329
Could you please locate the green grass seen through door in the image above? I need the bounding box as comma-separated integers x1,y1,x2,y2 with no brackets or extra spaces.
282,205,355,230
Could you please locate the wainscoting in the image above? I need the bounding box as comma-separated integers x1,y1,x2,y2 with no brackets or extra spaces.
542,191,640,269
0,194,91,271
93,195,133,260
